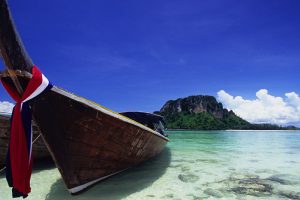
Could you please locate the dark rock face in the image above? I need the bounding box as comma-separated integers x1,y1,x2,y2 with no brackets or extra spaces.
160,95,224,119
157,95,250,130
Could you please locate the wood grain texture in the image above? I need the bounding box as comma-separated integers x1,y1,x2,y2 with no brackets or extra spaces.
0,0,33,71
30,87,168,192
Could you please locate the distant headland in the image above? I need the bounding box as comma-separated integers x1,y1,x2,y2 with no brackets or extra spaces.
154,95,298,130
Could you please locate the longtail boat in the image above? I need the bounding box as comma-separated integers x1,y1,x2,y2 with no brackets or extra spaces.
0,114,50,166
0,0,168,195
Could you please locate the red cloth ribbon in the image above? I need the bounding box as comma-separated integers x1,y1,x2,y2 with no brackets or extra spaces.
1,66,51,198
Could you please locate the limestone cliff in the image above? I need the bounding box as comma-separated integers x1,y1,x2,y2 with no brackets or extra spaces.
160,95,225,119
155,95,296,130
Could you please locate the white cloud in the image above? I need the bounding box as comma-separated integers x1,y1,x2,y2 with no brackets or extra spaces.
217,89,300,125
0,101,14,114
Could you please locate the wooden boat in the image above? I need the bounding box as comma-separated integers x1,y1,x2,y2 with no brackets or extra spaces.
0,114,50,166
0,0,168,194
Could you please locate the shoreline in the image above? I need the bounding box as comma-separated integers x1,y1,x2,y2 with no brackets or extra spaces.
225,129,299,132
166,129,299,132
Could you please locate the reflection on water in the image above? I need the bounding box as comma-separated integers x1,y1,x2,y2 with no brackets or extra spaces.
0,131,300,200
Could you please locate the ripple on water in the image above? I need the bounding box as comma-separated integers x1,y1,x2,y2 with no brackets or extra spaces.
169,164,184,168
186,193,202,200
267,174,300,185
278,190,300,200
180,166,191,172
231,178,273,197
1,131,299,200
146,194,155,198
201,171,300,199
203,188,224,198
161,193,174,199
178,173,199,183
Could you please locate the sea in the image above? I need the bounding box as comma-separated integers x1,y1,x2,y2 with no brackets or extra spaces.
0,130,300,200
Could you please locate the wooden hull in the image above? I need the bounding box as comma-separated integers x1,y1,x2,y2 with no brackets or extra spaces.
0,0,168,194
0,114,50,166
30,87,168,194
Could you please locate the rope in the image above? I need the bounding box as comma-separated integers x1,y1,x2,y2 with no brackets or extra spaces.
0,165,5,173
0,133,42,174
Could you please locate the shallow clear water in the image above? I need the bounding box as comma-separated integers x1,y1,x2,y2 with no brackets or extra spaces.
1,130,300,199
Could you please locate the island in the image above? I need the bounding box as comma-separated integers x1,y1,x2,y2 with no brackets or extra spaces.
154,95,298,130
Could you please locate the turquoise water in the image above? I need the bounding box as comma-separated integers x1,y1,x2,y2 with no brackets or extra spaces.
1,130,300,199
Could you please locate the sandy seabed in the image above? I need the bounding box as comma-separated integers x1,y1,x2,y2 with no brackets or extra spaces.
1,130,300,200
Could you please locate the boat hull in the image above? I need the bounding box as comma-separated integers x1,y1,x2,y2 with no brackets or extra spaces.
0,0,168,194
31,87,168,193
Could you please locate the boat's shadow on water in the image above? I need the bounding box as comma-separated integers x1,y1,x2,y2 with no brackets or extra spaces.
45,147,171,200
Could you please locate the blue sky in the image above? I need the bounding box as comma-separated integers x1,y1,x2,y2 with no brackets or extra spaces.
1,0,299,121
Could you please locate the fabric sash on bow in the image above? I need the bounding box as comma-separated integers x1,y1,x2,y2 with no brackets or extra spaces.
1,66,52,198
